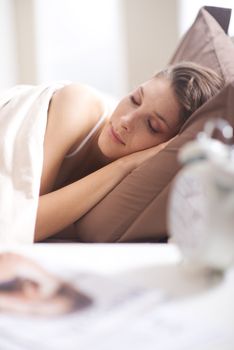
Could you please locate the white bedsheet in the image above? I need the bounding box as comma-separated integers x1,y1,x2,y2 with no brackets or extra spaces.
0,82,66,243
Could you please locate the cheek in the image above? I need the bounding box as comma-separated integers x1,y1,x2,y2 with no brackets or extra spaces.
97,124,126,159
98,121,166,158
110,99,130,122
97,124,108,149
131,133,162,151
108,113,119,128
98,124,109,150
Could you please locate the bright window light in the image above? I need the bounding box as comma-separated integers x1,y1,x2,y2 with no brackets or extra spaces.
178,0,234,37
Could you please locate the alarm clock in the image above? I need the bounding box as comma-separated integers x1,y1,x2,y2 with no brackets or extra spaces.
168,119,234,270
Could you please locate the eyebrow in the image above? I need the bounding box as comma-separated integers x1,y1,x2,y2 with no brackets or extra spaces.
140,86,171,130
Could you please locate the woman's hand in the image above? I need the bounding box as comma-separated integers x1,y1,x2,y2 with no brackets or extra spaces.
120,138,173,172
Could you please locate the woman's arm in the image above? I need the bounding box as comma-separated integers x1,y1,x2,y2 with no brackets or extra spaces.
39,83,104,195
34,144,165,242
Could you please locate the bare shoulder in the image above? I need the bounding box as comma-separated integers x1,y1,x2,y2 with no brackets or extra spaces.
50,83,104,126
53,82,103,105
39,83,104,195
49,83,105,155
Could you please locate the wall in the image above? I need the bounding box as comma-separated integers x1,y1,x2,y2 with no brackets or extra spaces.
1,1,233,96
178,0,234,36
14,0,37,84
122,0,179,90
0,0,18,91
33,0,127,97
0,0,181,95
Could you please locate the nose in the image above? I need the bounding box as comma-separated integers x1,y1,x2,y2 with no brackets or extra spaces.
120,112,137,133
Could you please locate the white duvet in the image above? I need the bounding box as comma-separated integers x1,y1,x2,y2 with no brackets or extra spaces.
0,82,66,243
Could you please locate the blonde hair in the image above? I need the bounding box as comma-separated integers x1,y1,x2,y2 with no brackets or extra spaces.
156,61,225,122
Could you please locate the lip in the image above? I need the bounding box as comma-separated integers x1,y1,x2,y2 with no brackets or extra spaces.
109,125,125,145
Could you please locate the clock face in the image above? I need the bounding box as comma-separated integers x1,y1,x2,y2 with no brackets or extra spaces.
168,164,234,270
168,167,209,260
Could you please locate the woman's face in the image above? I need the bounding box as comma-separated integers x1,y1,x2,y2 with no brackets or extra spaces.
98,77,182,160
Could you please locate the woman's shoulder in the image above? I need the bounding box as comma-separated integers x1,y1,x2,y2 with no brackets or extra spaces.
51,82,118,141
40,83,105,194
49,83,105,138
56,82,100,99
55,82,118,115
54,82,104,113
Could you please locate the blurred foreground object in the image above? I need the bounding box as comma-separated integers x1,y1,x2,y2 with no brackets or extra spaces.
0,253,92,316
169,119,234,270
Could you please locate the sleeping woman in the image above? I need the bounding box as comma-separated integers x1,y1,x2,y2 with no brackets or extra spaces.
35,61,224,241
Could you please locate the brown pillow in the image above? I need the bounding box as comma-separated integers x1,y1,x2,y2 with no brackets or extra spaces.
60,7,234,243
169,7,234,82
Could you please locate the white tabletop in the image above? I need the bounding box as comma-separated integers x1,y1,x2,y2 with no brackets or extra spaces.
0,243,182,274
0,243,233,350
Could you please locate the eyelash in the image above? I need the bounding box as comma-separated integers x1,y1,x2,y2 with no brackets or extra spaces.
148,120,158,133
130,95,158,134
130,95,140,106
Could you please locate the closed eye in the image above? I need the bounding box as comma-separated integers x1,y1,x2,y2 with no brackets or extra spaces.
130,94,141,106
148,120,159,133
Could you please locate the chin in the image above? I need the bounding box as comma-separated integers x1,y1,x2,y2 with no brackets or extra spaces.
98,137,120,161
98,126,127,161
100,146,120,161
97,135,113,160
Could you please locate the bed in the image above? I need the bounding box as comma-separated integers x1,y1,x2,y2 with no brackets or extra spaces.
52,5,234,243
0,6,234,244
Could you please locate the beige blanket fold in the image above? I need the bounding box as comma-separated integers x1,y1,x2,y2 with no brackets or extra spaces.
0,82,67,243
